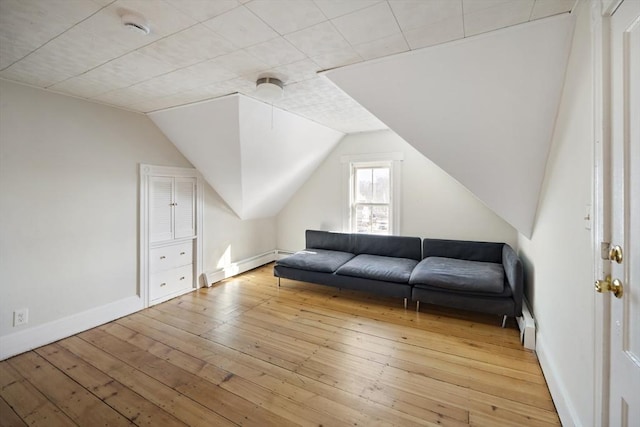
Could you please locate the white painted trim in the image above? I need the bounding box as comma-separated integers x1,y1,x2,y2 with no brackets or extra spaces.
592,1,611,425
536,333,583,427
516,297,536,350
340,152,404,235
0,296,142,361
203,251,277,286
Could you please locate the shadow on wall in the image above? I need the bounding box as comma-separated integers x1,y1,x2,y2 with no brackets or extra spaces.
518,249,536,312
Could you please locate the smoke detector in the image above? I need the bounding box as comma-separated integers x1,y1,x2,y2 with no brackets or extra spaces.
121,12,150,35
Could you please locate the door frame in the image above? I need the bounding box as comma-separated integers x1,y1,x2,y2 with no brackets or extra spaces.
592,0,625,425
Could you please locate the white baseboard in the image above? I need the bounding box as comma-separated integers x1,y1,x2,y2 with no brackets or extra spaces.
203,250,279,286
516,297,536,349
536,333,582,427
0,295,143,361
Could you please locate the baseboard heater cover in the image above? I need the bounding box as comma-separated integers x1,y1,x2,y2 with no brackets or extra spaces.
517,297,536,349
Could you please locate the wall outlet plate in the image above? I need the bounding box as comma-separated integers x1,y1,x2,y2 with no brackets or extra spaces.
13,308,28,326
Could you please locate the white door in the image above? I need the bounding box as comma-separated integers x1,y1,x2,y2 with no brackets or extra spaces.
608,0,640,424
174,177,196,239
149,176,174,243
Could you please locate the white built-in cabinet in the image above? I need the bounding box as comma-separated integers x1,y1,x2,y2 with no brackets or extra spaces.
140,165,203,307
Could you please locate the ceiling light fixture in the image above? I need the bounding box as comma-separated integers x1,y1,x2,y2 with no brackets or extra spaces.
255,77,284,102
121,12,150,35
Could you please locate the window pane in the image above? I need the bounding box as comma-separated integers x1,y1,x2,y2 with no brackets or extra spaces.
372,168,389,203
355,168,372,202
355,204,389,235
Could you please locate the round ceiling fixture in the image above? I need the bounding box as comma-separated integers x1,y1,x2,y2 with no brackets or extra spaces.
255,77,284,101
121,13,150,35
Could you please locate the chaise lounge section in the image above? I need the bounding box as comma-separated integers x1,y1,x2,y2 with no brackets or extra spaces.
410,238,523,325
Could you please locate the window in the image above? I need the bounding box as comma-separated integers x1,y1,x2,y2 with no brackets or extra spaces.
352,164,391,234
342,152,403,235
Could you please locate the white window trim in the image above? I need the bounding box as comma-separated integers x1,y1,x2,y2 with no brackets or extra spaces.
341,152,403,235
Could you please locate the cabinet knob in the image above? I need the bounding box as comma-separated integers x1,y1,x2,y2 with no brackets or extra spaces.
160,256,166,259
160,282,167,287
180,252,186,255
179,276,185,280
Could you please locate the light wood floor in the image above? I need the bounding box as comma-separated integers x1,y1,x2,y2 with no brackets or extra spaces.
1,263,559,426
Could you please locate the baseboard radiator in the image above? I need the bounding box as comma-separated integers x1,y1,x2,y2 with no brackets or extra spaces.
517,297,536,349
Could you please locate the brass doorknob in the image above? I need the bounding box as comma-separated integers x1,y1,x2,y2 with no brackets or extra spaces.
609,245,623,263
595,276,624,298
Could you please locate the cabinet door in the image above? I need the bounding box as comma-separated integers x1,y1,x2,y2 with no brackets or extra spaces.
174,177,196,239
149,177,174,243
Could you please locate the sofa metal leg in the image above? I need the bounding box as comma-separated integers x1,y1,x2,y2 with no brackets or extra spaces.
501,315,507,328
416,300,420,312
278,277,281,288
403,298,407,309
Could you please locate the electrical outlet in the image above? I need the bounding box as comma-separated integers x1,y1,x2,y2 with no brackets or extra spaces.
13,308,28,327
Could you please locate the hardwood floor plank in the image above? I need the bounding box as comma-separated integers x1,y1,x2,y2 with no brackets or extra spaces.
57,336,236,427
0,396,27,427
35,343,188,427
7,352,133,426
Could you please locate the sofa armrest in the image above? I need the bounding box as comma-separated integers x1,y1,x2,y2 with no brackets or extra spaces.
502,244,523,316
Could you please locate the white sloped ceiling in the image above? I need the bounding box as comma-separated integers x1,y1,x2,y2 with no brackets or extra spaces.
325,14,575,238
149,94,344,219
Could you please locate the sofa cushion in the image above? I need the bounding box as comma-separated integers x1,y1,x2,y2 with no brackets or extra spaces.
335,254,418,283
277,249,354,273
409,257,505,294
353,234,422,260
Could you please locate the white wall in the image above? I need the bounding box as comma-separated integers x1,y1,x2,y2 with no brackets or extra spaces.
0,81,276,344
277,130,517,251
517,1,594,425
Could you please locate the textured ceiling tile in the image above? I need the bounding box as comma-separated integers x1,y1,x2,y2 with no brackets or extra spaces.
91,87,143,106
530,0,574,19
331,1,400,46
311,46,362,70
211,50,270,77
269,58,320,84
203,6,279,48
462,0,514,15
78,51,178,89
162,0,240,21
244,37,306,67
403,15,464,49
0,0,102,69
464,0,534,36
285,21,351,57
245,0,326,35
353,33,409,61
138,24,236,68
389,0,462,31
0,58,72,87
313,0,382,19
185,58,240,83
49,76,116,99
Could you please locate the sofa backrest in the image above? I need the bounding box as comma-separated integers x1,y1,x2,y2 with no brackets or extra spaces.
422,238,504,263
353,233,422,260
305,230,422,260
306,230,354,253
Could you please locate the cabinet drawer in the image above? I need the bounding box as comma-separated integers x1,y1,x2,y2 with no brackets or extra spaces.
149,264,193,301
150,241,193,273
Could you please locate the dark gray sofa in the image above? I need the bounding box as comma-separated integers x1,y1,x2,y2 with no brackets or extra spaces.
274,230,523,324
